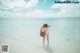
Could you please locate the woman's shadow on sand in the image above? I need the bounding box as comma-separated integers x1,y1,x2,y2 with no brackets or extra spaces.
43,46,53,53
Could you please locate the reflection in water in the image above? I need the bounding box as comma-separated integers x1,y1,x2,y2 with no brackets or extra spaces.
43,46,53,53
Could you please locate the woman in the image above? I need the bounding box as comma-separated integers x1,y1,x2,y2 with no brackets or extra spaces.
40,24,50,46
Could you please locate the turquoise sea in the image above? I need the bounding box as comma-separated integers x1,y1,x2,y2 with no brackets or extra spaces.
0,18,80,53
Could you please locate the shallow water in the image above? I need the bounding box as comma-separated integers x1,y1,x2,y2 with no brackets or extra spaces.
0,18,80,53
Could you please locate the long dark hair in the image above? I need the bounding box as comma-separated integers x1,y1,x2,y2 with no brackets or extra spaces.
43,24,50,27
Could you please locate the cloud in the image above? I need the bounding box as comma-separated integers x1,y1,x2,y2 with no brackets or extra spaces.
0,0,80,18
0,9,58,18
24,0,38,9
25,9,49,17
51,4,80,17
0,5,80,18
24,3,80,18
0,0,38,9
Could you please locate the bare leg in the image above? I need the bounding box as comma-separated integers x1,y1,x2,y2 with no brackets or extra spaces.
47,34,49,46
43,36,45,45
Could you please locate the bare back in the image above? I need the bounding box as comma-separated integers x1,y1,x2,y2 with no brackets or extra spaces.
40,27,49,37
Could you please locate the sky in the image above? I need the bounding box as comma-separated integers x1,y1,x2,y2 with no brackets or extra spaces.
0,0,80,18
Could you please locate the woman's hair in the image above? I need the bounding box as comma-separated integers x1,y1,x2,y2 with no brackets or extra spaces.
43,24,50,27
